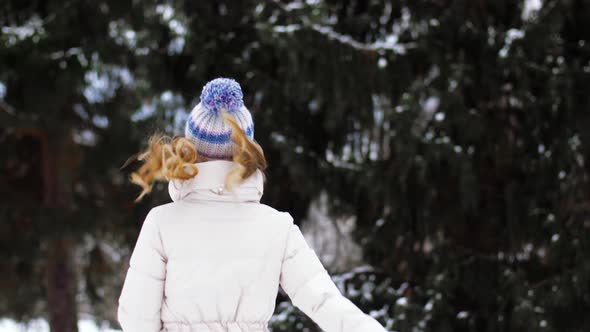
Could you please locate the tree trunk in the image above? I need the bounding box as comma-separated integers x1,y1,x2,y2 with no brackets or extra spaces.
40,133,79,332
44,236,78,332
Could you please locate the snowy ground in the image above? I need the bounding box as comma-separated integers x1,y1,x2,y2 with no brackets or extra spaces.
0,319,120,332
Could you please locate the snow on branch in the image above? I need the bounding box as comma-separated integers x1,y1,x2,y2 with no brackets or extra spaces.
264,0,416,54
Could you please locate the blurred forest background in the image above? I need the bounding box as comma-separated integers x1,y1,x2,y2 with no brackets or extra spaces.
1,0,590,331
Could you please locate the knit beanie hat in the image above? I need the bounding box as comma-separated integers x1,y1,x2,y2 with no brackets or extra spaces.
185,78,254,160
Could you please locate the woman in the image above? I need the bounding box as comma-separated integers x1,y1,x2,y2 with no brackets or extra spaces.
117,78,387,332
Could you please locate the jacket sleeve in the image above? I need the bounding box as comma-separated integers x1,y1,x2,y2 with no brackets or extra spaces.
279,215,387,332
117,209,167,332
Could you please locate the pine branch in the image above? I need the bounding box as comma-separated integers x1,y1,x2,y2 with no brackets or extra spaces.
264,0,418,54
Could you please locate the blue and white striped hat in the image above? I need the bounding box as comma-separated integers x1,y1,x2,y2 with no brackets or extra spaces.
185,78,254,160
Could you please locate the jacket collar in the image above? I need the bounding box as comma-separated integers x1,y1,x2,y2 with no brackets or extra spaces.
168,160,264,203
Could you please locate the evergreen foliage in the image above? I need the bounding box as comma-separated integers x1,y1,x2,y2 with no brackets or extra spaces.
1,1,589,331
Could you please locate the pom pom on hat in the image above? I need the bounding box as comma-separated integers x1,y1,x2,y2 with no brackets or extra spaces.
200,77,244,113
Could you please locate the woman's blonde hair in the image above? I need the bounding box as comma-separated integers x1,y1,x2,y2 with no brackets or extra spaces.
128,112,266,201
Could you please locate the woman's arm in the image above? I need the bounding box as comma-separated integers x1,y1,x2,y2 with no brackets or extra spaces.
279,214,387,332
117,209,167,332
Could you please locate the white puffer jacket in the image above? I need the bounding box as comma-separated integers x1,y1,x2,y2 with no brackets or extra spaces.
117,160,387,332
